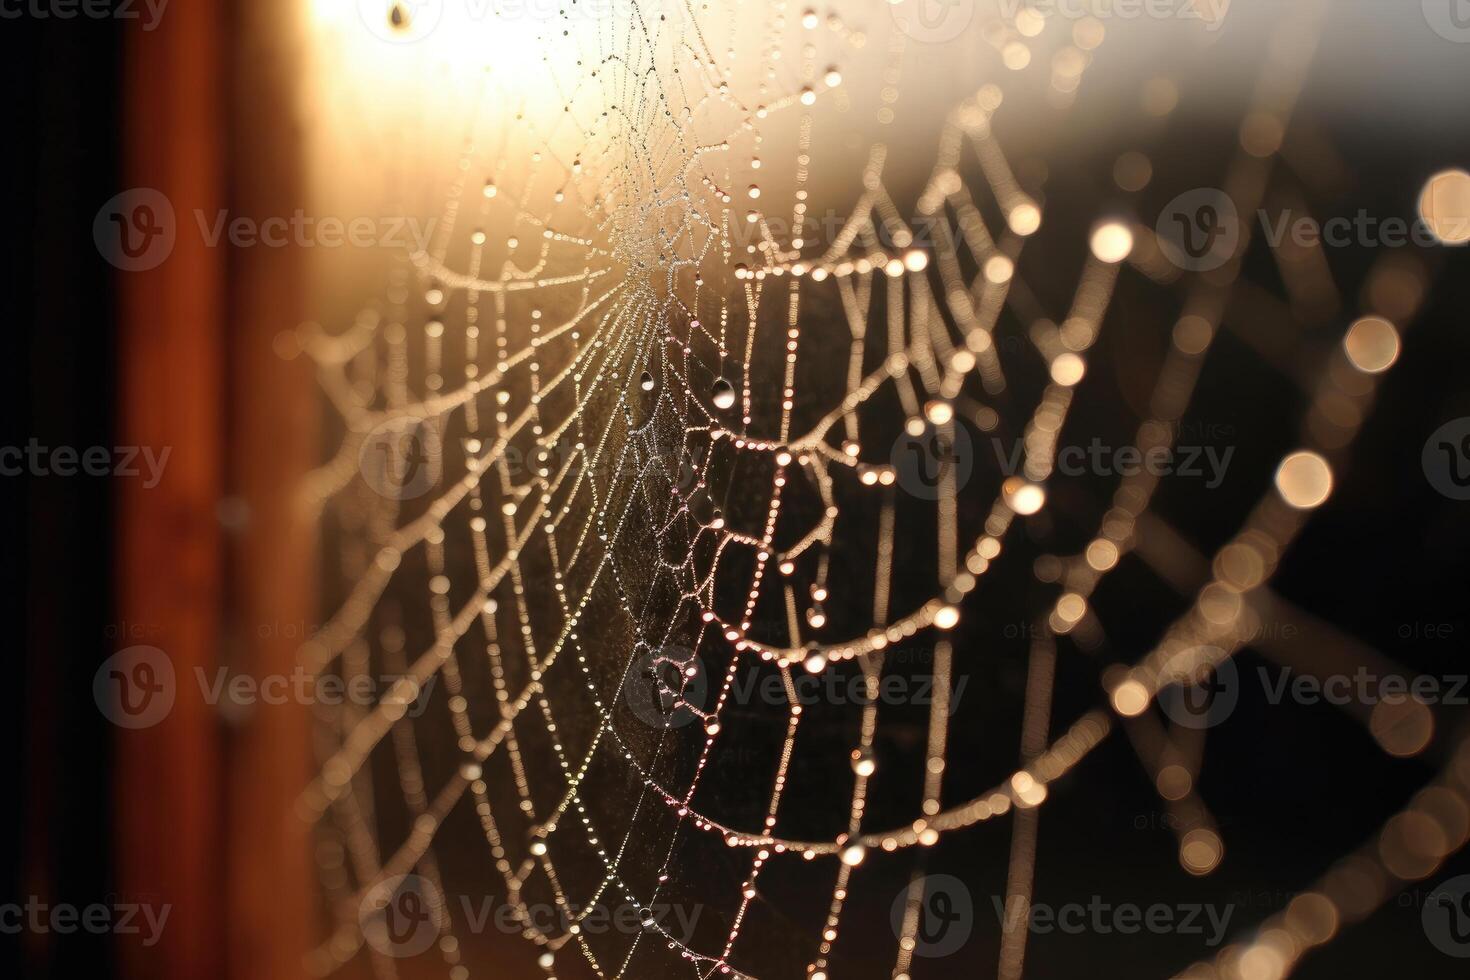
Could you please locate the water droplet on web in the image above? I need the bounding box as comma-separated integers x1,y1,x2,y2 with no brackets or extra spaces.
640,371,655,392
711,378,736,410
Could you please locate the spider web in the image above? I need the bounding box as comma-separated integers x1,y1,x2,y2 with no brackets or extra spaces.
296,2,1470,978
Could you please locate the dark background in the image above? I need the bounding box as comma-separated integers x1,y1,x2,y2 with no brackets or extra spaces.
3,12,121,980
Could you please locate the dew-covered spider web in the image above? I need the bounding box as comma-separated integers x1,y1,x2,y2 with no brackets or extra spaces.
296,2,1470,978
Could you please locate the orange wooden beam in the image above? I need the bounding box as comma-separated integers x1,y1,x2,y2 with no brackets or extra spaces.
115,3,227,979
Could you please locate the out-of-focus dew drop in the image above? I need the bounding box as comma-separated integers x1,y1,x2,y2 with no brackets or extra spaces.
983,254,1014,284
1085,538,1119,571
1089,221,1134,263
1418,168,1470,245
1156,764,1192,801
1073,16,1105,50
1002,477,1046,515
1214,542,1266,591
1368,695,1433,758
1173,315,1214,355
1378,810,1449,880
1342,316,1400,374
1008,201,1042,236
923,399,954,425
1011,771,1047,807
1284,892,1340,948
1180,828,1224,876
711,377,736,410
1054,592,1086,626
1001,41,1031,71
1050,353,1085,386
1274,451,1333,509
1113,151,1152,192
1110,678,1149,717
1235,936,1288,980
1014,7,1045,37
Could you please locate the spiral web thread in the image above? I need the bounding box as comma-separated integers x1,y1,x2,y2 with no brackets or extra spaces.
298,2,1470,978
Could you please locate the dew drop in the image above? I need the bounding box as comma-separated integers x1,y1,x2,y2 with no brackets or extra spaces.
711,378,736,410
